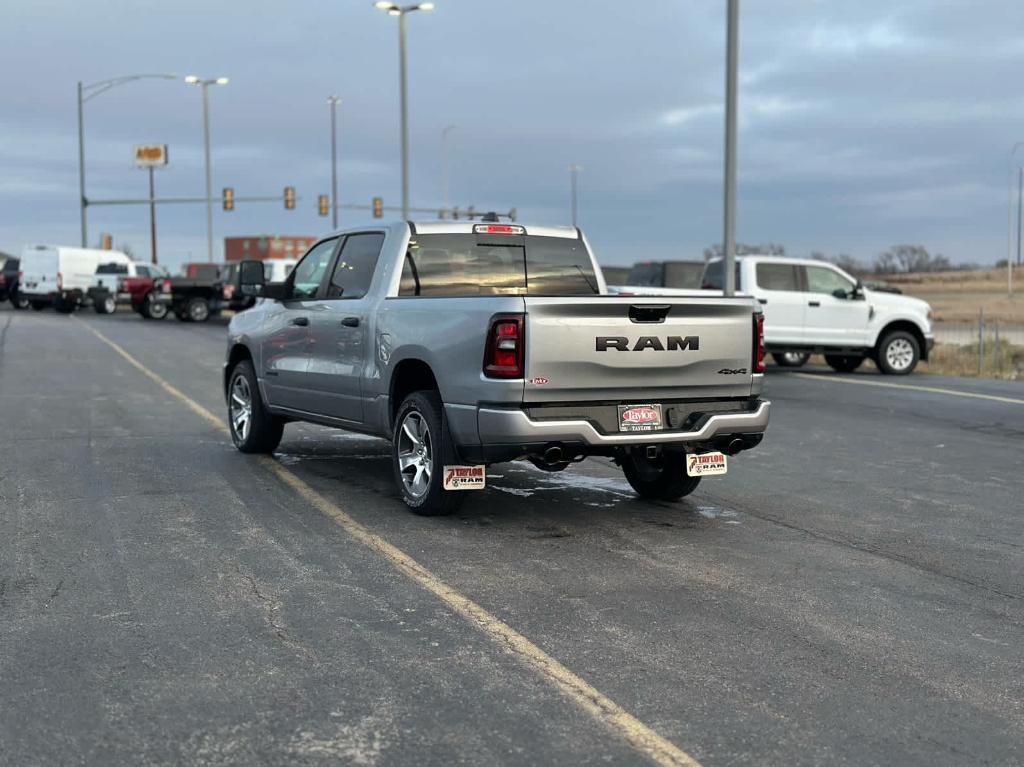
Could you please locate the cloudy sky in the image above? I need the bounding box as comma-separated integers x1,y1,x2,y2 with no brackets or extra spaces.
2,0,1022,270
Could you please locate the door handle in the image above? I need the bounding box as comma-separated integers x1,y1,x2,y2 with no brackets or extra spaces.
341,317,360,328
758,298,768,305
808,301,821,308
289,316,309,326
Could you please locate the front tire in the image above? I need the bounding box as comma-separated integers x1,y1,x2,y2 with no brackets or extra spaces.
824,354,863,373
187,297,211,323
392,390,465,516
141,295,168,320
31,301,46,311
876,331,920,375
227,360,284,453
772,351,810,368
621,450,701,501
54,299,76,314
95,295,116,314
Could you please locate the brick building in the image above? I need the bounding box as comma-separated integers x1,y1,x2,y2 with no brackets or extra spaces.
224,235,317,262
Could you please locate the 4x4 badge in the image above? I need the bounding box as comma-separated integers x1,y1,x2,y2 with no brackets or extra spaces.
718,368,747,375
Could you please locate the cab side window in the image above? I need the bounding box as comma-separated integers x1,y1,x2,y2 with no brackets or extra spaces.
755,263,800,291
805,265,855,296
289,239,337,299
327,233,385,299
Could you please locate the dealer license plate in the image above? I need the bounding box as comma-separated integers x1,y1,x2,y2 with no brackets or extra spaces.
618,404,663,432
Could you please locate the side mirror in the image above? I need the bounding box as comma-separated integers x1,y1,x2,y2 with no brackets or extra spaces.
238,260,266,297
832,288,850,299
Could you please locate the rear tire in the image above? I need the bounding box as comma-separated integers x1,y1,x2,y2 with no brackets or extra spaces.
187,297,210,323
621,450,701,501
227,360,284,453
772,351,810,368
95,295,116,315
824,354,863,373
392,390,466,516
54,299,76,314
876,330,920,375
31,301,46,311
12,293,30,310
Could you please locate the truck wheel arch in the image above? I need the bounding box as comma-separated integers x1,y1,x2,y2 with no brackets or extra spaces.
874,320,928,362
389,359,440,428
225,344,255,399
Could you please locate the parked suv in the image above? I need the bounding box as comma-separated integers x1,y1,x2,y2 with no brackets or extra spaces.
0,256,28,309
701,256,934,375
225,221,770,515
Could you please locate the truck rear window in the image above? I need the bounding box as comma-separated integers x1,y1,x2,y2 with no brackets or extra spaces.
700,260,741,290
399,234,598,297
96,263,128,275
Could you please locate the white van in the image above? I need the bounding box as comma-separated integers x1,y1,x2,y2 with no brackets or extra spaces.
19,245,130,313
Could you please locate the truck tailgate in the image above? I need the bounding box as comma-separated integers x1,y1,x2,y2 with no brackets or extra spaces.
523,296,757,403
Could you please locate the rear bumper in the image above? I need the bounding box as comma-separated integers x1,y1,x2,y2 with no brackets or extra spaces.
476,400,770,447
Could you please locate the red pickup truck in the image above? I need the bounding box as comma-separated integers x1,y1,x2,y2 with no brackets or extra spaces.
92,261,172,318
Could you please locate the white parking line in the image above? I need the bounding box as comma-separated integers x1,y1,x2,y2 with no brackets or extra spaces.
789,372,1024,405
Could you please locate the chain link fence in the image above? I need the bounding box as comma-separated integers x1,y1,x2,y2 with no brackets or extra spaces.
928,317,1024,380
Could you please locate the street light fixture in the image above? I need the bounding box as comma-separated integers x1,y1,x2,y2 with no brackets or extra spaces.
374,2,436,220
77,73,178,247
327,95,342,229
185,75,230,262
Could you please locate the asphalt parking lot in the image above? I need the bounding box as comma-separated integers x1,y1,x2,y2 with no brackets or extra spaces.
2,304,1022,766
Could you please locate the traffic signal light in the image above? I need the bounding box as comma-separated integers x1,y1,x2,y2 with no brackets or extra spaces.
318,194,329,217
101,233,112,250
223,187,234,211
284,186,296,210
372,197,383,218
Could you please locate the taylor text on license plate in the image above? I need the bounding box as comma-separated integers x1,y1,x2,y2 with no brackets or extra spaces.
618,404,663,432
686,452,728,477
443,465,486,490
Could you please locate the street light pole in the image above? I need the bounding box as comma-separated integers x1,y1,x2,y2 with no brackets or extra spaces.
722,0,740,297
186,76,229,262
441,124,456,217
569,164,582,227
327,96,341,229
76,73,177,248
1006,142,1023,296
375,2,435,220
1017,167,1023,269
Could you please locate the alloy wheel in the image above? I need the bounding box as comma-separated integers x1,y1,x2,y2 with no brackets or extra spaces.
397,411,433,498
230,374,253,443
886,338,914,372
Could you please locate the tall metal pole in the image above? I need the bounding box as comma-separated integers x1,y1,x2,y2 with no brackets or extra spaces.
722,0,740,297
329,97,340,230
441,124,455,217
77,81,88,247
201,83,214,262
1017,167,1023,268
148,166,158,264
569,164,580,226
398,12,410,220
1008,143,1023,297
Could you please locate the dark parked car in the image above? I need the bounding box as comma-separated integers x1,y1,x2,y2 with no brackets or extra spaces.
0,256,28,309
625,260,706,290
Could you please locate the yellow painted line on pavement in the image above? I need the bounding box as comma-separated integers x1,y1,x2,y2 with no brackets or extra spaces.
79,319,704,767
790,372,1024,405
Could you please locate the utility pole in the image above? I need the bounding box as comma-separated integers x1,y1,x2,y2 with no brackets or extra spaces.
569,164,581,227
441,124,456,217
77,81,87,247
1017,167,1023,267
148,166,158,264
722,0,740,297
328,96,341,229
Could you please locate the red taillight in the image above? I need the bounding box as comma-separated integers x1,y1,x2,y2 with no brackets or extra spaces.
753,313,765,374
483,314,524,379
161,279,172,293
57,272,63,290
0,274,6,287
473,224,525,235
223,283,234,300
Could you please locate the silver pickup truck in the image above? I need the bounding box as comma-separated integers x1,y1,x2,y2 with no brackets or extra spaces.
225,221,770,515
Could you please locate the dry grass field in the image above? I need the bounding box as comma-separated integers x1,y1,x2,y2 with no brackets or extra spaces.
879,266,1023,323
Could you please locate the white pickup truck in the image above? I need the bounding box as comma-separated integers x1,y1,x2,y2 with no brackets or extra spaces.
700,256,934,375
